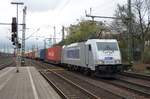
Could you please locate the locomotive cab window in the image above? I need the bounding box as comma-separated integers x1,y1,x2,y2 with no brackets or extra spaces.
88,44,92,51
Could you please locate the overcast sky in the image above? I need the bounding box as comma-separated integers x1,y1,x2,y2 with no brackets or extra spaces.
0,0,127,52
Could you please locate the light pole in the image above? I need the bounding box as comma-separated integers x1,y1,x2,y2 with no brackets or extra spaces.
21,6,27,66
53,26,56,45
11,2,24,73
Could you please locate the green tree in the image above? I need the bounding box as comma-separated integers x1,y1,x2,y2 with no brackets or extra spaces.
59,19,108,45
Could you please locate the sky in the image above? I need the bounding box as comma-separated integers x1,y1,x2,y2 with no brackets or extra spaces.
0,0,127,53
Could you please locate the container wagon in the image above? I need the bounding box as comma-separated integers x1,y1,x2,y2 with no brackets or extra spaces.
39,49,46,61
45,46,62,64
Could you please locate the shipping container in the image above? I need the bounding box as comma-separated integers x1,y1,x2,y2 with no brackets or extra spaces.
45,46,62,64
37,50,40,59
34,50,38,59
31,52,35,59
25,53,28,58
40,49,46,60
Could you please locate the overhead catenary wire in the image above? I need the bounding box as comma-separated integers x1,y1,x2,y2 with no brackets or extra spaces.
25,28,40,40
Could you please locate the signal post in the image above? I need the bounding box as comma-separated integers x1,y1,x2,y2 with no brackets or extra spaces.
11,2,24,73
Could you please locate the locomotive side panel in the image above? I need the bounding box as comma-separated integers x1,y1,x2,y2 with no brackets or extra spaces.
62,43,89,68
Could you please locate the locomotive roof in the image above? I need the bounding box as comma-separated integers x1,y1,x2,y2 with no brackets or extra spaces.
87,39,117,42
63,39,118,48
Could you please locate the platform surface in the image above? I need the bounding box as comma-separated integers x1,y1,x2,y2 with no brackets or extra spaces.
0,66,61,99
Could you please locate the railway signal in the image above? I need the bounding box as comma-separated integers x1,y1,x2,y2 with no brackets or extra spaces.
11,17,18,46
11,17,17,46
11,17,17,32
18,43,21,48
11,1,24,73
11,34,15,42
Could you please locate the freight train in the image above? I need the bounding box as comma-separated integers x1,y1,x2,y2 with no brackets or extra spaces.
25,39,123,77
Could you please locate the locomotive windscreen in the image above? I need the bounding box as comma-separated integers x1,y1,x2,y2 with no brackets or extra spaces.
96,42,118,51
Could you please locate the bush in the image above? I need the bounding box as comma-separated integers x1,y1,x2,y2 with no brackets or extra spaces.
143,47,150,64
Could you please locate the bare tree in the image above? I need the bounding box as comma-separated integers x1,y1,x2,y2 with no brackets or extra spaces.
112,0,150,62
133,0,150,61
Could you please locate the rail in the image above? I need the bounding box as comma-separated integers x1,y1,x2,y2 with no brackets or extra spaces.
40,71,68,99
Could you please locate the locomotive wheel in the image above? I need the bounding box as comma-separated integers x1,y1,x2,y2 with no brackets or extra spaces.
83,68,91,76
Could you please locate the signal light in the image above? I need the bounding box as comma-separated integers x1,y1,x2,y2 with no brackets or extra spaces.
18,43,21,48
11,17,17,32
11,34,15,42
11,33,17,42
12,42,15,45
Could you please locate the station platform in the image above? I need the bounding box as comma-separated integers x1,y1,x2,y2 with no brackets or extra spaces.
0,66,61,99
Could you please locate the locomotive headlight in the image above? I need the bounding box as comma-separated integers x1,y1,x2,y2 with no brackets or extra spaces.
115,60,121,64
97,60,104,64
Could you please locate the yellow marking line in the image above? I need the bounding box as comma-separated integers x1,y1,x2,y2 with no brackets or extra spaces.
48,68,65,71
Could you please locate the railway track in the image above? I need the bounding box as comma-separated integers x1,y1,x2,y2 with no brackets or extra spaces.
120,72,150,81
109,72,150,97
28,59,146,99
40,70,100,99
0,62,15,70
26,59,150,98
55,71,128,99
102,78,150,97
0,57,16,70
28,60,102,99
65,71,147,99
